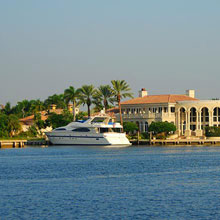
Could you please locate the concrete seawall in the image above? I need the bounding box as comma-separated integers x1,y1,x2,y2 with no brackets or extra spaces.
0,140,50,148
131,138,220,146
0,140,26,148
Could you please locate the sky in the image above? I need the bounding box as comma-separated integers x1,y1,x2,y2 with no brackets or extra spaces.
0,0,220,105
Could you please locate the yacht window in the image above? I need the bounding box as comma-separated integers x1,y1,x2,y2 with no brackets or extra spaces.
112,128,122,133
55,128,66,131
91,117,106,123
100,128,109,133
72,128,90,132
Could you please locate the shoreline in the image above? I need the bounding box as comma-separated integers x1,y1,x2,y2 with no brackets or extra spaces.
1,138,220,148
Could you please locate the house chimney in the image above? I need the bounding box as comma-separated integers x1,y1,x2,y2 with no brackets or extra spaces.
50,104,57,110
139,88,148,97
186,90,195,98
68,104,73,112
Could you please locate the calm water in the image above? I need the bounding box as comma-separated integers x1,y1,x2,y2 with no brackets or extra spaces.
1,145,220,219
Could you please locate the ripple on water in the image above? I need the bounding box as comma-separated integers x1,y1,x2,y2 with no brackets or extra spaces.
1,146,220,219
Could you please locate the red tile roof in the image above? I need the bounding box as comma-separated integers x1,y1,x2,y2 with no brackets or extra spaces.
19,111,48,125
106,107,119,113
19,109,65,125
121,94,198,105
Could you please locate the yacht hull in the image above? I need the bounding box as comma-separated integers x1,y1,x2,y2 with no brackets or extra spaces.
45,132,131,147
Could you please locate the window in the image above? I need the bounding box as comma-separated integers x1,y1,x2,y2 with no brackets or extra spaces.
164,107,168,113
112,128,122,133
100,128,109,133
55,128,66,131
171,107,175,113
72,128,90,132
158,107,162,113
91,117,106,123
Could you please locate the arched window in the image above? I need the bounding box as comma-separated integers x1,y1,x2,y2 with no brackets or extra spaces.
180,107,186,134
136,121,140,131
213,107,220,123
140,121,143,132
201,107,209,130
190,107,197,131
201,107,209,123
145,122,148,132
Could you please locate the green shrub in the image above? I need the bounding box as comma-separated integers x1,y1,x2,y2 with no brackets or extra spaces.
140,132,149,139
148,121,176,135
205,126,220,137
123,122,138,134
27,125,38,137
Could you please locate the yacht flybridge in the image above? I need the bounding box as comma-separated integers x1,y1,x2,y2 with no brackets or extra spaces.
45,116,131,146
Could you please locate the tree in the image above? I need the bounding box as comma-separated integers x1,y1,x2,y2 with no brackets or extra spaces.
123,122,138,134
111,80,133,127
64,86,81,121
3,102,11,115
0,113,9,137
76,111,88,121
14,100,32,118
7,114,21,137
78,85,96,117
44,94,66,110
94,85,114,111
30,99,45,113
34,113,46,130
46,113,72,129
148,121,176,135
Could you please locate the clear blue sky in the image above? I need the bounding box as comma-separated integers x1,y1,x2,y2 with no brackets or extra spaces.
0,0,220,105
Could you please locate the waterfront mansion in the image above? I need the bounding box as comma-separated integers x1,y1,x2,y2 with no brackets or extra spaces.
119,88,220,137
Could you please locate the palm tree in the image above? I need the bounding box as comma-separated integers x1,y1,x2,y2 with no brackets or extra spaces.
3,102,11,115
111,80,133,127
94,85,114,111
64,86,81,121
44,94,66,110
16,100,31,118
7,114,21,137
30,99,45,114
78,85,96,117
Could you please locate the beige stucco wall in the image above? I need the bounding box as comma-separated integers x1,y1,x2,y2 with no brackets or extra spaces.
176,100,220,137
119,100,220,136
120,103,177,132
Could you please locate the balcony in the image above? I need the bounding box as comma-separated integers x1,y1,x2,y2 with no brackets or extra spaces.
122,111,174,119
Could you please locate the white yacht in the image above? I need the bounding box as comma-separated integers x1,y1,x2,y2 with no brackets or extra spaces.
45,116,131,147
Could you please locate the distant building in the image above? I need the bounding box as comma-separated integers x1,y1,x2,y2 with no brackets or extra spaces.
111,88,220,137
19,104,79,132
19,111,49,132
0,104,4,110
